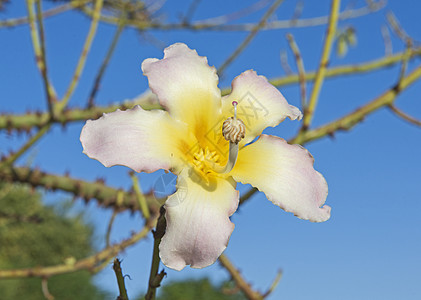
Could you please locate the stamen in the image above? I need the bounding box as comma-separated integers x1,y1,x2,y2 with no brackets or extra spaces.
213,101,246,174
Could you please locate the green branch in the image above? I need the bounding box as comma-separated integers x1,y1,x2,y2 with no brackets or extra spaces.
58,0,104,110
0,93,161,131
302,0,341,129
2,49,420,132
0,165,162,213
291,63,421,145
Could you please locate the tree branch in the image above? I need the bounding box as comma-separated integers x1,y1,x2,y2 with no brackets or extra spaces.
286,33,307,109
218,254,263,300
301,0,341,130
0,223,153,279
58,0,104,110
218,0,285,75
113,258,129,300
0,165,162,213
145,206,166,300
292,63,421,144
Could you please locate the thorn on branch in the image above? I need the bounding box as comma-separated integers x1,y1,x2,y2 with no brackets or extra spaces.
150,269,166,289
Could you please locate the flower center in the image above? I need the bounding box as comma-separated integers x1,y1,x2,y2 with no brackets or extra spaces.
189,101,246,182
206,101,246,175
191,147,221,180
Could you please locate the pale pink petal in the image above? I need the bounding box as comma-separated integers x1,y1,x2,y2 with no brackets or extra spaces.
159,170,239,270
80,105,194,173
230,134,330,222
142,43,222,139
222,70,302,144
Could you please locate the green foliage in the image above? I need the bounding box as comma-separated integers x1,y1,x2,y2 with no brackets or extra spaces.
154,278,246,300
0,183,107,300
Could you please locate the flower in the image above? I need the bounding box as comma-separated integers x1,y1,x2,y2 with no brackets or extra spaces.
80,43,330,271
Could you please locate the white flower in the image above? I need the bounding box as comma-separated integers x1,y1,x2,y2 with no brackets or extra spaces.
80,43,330,271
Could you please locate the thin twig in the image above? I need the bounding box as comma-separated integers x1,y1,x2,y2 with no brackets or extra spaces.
386,11,411,43
41,278,55,300
218,0,285,75
26,0,57,114
239,187,258,205
301,0,341,130
182,0,202,24
35,0,57,116
145,206,167,300
218,254,263,300
59,0,104,110
130,172,150,220
398,40,413,82
87,17,126,108
262,270,283,298
280,50,293,75
290,1,304,24
388,105,421,127
0,0,91,29
113,258,129,300
286,33,307,109
196,0,271,25
106,210,118,247
381,24,392,56
1,124,51,166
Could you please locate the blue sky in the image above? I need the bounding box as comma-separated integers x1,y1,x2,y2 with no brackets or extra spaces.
1,1,421,299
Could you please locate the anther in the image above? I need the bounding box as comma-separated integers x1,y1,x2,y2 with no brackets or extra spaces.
222,102,245,144
212,101,246,174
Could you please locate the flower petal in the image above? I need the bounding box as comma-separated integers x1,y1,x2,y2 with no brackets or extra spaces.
80,105,194,173
222,70,302,144
159,169,239,270
230,134,330,222
142,43,222,140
